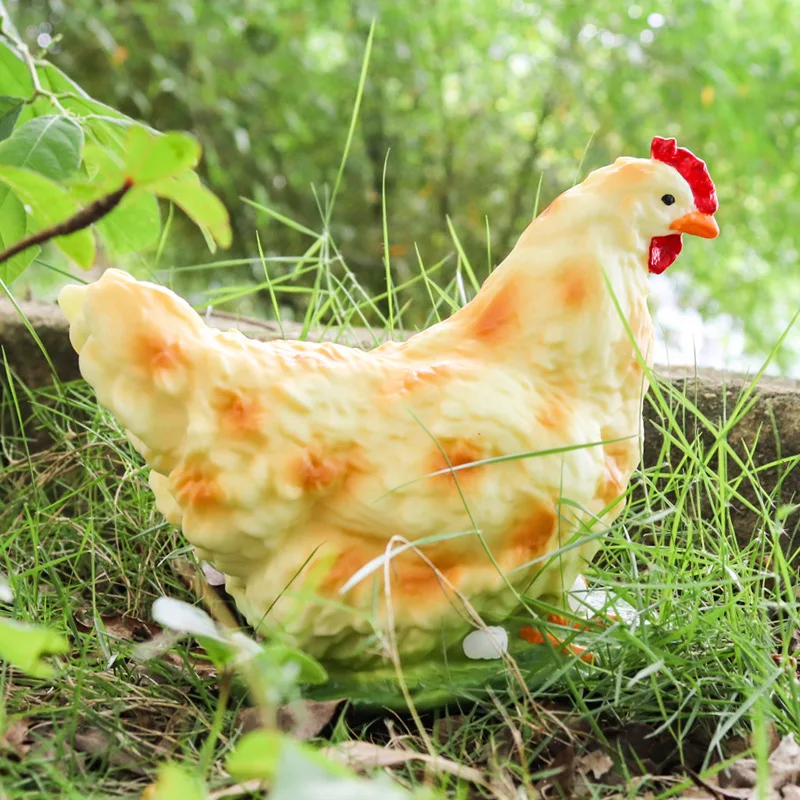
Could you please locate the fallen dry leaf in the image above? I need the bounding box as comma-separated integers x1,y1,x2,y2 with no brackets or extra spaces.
235,699,341,740
0,718,31,757
325,740,495,792
208,779,264,800
202,562,227,587
277,699,342,740
235,706,263,735
72,727,148,776
75,610,160,642
682,734,800,800
542,745,576,797
577,749,614,780
722,733,800,797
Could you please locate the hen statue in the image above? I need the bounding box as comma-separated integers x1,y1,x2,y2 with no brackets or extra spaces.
59,137,718,698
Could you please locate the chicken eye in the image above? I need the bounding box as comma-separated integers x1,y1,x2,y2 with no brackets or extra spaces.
661,194,676,206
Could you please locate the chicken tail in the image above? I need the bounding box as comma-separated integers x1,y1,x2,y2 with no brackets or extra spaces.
58,269,207,468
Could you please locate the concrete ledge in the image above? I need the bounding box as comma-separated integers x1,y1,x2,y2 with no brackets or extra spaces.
3,299,799,546
0,299,385,389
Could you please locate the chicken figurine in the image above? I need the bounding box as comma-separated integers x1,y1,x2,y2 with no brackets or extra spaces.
59,136,718,675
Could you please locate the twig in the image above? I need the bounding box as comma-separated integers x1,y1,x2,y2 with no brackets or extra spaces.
684,766,725,800
0,179,133,266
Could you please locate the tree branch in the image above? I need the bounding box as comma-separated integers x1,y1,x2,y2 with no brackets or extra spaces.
0,179,134,266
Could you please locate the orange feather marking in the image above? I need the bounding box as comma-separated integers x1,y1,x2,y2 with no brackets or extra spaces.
172,462,223,507
508,506,557,562
322,544,461,603
465,277,520,342
536,392,572,431
136,335,183,373
560,258,602,310
599,443,630,507
400,364,450,394
519,625,595,663
296,448,363,493
430,437,484,485
212,388,264,434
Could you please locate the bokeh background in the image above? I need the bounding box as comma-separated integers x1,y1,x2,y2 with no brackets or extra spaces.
9,0,800,373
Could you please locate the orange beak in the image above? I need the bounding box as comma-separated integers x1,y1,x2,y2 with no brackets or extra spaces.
669,211,719,239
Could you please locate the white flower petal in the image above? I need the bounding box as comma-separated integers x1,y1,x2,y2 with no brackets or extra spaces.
0,574,13,604
463,626,508,660
229,631,264,663
567,574,590,616
152,597,221,640
568,578,639,628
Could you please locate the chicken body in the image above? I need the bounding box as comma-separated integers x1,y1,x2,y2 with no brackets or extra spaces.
59,150,718,666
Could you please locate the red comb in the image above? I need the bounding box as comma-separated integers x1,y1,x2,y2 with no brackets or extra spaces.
650,137,718,215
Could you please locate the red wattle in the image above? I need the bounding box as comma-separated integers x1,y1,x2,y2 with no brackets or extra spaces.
649,234,683,274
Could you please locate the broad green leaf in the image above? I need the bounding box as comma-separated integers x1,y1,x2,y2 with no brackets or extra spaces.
227,731,353,783
39,63,130,122
0,165,95,268
0,617,69,678
225,729,283,781
95,188,161,256
0,191,37,284
0,116,84,240
194,635,237,667
80,141,126,186
150,172,231,250
145,763,206,800
81,116,138,163
0,40,32,98
261,644,329,685
0,115,83,179
0,96,24,140
124,127,201,185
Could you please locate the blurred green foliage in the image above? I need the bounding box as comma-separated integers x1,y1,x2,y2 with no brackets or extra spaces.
7,0,800,359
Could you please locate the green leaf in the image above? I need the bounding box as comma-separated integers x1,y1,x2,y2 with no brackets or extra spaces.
0,41,32,98
0,191,37,284
0,115,84,179
124,127,201,185
0,617,69,678
80,141,125,186
227,731,354,784
0,165,95,268
0,96,24,140
261,645,329,685
39,63,130,123
225,729,284,781
0,116,84,234
95,188,161,256
146,763,206,800
194,634,237,668
149,172,231,250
